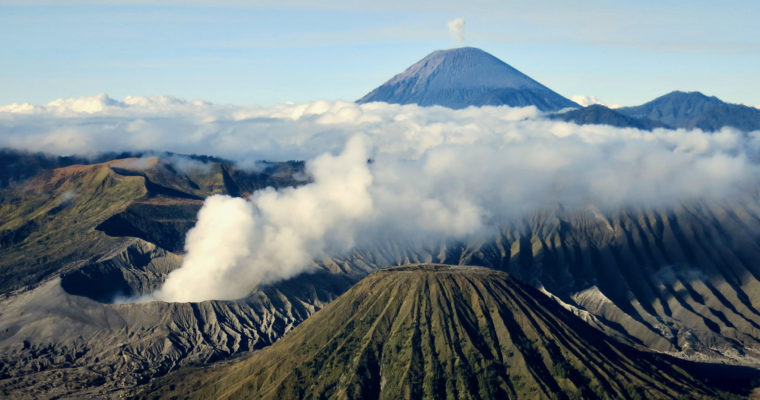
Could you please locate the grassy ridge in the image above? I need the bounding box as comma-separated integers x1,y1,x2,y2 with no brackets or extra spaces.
0,156,309,295
141,265,754,400
0,163,147,293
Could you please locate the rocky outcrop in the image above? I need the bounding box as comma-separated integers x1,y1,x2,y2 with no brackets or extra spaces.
60,239,180,302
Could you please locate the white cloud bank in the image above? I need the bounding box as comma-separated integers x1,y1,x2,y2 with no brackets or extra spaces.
0,93,209,115
2,95,759,302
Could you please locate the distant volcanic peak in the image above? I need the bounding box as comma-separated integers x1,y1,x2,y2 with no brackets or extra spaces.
388,47,540,90
358,47,578,111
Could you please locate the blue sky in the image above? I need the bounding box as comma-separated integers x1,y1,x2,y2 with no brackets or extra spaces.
1,0,759,107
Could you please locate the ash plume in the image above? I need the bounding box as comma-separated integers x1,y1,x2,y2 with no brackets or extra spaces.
448,18,466,44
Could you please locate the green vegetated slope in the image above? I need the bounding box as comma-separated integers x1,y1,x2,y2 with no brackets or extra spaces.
0,155,308,295
0,162,148,292
141,265,755,400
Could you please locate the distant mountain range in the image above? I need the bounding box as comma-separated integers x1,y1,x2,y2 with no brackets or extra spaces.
357,47,578,111
552,91,760,132
616,91,760,131
549,104,670,130
359,47,760,131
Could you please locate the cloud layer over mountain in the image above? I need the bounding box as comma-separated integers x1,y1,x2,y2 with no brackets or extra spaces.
3,95,760,301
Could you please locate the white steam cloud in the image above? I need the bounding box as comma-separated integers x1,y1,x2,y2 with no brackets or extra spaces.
2,95,760,302
153,136,373,301
448,18,466,44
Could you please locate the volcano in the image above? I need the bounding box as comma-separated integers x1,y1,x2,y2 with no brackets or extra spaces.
357,47,578,111
141,265,755,399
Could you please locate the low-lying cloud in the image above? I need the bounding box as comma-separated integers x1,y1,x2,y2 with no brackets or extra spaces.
2,95,759,302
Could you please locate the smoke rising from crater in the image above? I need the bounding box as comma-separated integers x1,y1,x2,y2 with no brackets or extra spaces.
2,96,759,302
153,136,373,301
448,18,466,44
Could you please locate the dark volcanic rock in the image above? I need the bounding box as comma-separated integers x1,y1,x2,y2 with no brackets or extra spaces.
60,239,179,302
